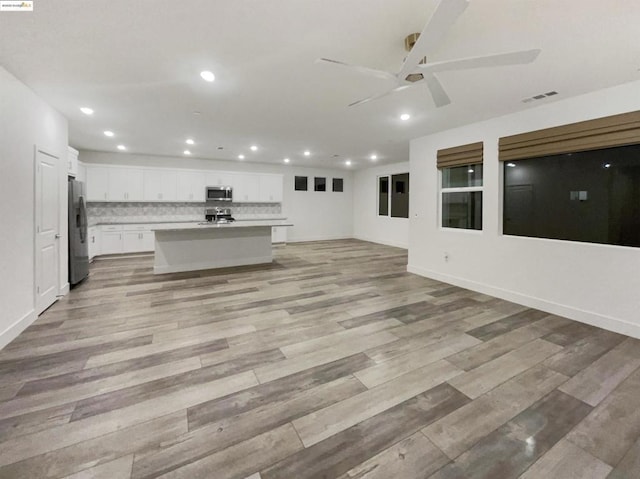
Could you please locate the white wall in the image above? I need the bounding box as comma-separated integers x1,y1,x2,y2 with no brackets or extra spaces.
409,80,640,339
79,151,354,242
353,162,410,248
0,66,69,349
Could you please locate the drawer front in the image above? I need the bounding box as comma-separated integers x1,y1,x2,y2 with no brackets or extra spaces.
102,225,124,232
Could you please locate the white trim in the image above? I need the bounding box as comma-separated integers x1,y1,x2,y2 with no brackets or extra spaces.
154,255,273,274
353,235,408,249
0,310,37,351
288,234,353,243
59,282,70,296
407,263,640,340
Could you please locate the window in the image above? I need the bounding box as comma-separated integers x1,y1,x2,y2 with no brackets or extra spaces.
378,176,389,216
332,178,343,192
378,173,409,217
314,177,326,192
294,176,307,191
391,173,409,218
503,143,640,247
441,164,483,230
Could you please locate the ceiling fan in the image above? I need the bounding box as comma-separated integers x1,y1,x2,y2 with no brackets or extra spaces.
317,0,541,107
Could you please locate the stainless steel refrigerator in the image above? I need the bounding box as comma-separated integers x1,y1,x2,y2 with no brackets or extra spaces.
68,178,89,285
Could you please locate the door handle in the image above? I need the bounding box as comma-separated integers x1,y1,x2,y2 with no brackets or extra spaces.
55,233,61,239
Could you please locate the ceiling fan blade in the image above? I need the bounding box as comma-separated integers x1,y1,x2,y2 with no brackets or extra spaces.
418,49,541,73
397,0,470,81
423,73,451,108
316,58,396,81
348,85,412,107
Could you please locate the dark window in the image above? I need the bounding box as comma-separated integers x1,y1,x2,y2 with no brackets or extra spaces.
314,177,326,192
503,143,640,247
294,176,307,191
378,176,389,216
442,191,483,230
391,173,409,218
332,178,344,192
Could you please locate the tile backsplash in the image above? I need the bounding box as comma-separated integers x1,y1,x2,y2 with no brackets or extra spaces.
87,202,282,225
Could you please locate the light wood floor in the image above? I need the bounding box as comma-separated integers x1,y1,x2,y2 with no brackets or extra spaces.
1,239,639,479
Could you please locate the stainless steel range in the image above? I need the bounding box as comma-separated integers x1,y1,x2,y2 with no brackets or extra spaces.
204,207,235,223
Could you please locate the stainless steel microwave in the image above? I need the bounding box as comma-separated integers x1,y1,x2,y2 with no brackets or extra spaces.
206,186,233,202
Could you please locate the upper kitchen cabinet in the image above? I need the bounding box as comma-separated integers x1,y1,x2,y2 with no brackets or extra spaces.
87,165,144,202
67,147,79,177
234,173,260,202
259,174,283,203
205,171,235,188
176,170,205,202
143,169,177,201
108,168,144,201
86,166,110,201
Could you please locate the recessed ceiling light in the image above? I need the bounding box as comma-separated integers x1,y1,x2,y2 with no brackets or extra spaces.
303,150,310,156
603,163,611,168
468,168,474,173
80,107,94,115
400,113,411,121
186,139,195,145
238,154,245,160
103,130,114,137
183,150,191,155
250,145,258,152
200,71,215,82
345,160,352,166
370,154,377,160
507,162,516,168
117,145,126,151
283,158,290,163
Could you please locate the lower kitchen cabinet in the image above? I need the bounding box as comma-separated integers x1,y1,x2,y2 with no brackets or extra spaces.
94,225,155,256
272,226,287,243
101,231,125,255
124,231,155,252
88,226,101,260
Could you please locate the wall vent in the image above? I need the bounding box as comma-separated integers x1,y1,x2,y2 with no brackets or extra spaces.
521,91,559,103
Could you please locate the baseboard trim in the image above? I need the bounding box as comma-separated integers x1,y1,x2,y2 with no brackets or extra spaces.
353,235,408,250
287,234,352,243
407,264,640,340
0,309,37,351
59,282,70,296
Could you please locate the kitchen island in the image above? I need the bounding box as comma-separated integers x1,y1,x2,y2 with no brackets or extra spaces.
152,220,293,274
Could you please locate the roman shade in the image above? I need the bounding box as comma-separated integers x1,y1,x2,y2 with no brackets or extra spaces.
499,110,640,162
437,141,483,168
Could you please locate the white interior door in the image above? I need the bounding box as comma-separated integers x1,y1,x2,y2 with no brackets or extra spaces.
35,149,60,314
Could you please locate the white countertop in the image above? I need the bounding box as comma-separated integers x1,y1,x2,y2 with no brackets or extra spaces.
152,220,293,232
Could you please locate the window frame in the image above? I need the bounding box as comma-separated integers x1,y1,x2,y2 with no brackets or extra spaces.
439,164,484,231
377,175,390,216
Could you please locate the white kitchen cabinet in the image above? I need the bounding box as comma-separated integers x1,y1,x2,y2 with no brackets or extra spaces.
206,171,234,188
123,231,155,252
88,226,101,260
77,162,87,184
259,175,283,203
176,171,206,202
234,174,260,202
101,231,124,254
272,226,287,243
143,170,177,202
108,168,144,201
68,147,79,177
86,166,110,201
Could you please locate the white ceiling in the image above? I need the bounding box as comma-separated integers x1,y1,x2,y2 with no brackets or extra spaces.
1,0,639,169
